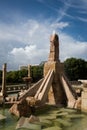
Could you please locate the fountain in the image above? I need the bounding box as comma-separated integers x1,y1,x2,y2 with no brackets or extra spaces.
0,33,87,130
9,33,78,117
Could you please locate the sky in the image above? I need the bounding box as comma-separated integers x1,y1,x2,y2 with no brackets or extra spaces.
0,0,87,70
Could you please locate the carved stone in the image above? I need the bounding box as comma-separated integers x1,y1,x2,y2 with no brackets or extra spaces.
9,33,77,117
48,33,59,61
44,33,67,105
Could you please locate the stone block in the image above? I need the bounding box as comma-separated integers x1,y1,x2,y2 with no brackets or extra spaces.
81,91,87,111
81,91,87,98
44,61,62,77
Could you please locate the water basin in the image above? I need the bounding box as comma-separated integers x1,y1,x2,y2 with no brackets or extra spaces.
0,106,87,130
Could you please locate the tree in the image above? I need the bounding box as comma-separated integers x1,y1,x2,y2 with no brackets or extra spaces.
64,57,87,80
6,65,43,84
31,65,43,82
6,69,28,84
6,71,18,84
18,69,28,83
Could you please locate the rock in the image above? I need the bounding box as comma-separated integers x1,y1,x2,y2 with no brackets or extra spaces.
0,114,6,120
28,115,40,123
75,97,81,109
16,116,41,130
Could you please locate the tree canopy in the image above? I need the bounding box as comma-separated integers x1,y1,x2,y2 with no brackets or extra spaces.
0,58,87,84
0,65,43,84
64,57,87,80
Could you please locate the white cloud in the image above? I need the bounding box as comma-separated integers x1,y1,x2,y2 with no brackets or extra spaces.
71,0,87,11
77,17,87,22
51,22,69,29
0,19,87,70
59,33,87,61
10,45,48,65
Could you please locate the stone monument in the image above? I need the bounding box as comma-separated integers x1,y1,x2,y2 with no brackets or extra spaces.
44,33,67,105
9,33,77,117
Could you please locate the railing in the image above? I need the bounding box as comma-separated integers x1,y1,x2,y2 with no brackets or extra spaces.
0,84,27,94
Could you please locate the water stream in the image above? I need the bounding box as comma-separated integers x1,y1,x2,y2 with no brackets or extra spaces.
0,106,87,130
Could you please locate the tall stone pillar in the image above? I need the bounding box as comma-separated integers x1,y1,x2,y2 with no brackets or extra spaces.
44,33,67,106
28,65,31,77
48,33,59,61
2,63,7,99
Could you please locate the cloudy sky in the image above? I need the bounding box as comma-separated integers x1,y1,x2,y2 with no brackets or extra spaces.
0,0,87,70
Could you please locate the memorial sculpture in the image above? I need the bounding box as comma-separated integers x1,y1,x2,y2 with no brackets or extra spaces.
10,33,78,117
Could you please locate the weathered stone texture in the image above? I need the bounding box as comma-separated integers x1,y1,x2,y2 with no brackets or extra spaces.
81,89,87,112
10,99,30,117
44,60,67,106
9,33,77,117
44,33,76,107
48,34,59,61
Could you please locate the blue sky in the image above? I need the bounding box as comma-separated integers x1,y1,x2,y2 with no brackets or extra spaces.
0,0,87,70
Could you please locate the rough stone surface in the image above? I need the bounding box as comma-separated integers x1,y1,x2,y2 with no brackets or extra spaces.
74,97,81,109
48,34,59,61
9,99,31,117
2,63,7,98
0,114,6,120
44,33,77,107
81,89,87,111
9,33,77,117
28,115,40,123
44,33,67,106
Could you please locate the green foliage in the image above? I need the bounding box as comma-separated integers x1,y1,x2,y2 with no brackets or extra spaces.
64,57,87,80
0,58,87,83
0,65,43,84
18,69,28,82
6,69,28,84
31,65,43,82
